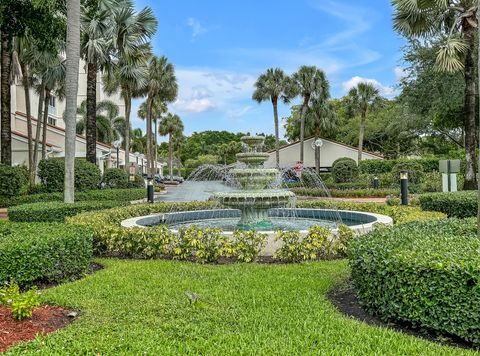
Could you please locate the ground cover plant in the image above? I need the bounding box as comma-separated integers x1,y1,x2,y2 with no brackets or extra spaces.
4,259,474,355
349,218,480,346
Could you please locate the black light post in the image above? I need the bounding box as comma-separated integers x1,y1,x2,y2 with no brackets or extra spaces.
400,170,408,205
147,178,154,203
373,176,379,189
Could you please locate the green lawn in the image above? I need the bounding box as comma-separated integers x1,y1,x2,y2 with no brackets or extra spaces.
7,259,476,355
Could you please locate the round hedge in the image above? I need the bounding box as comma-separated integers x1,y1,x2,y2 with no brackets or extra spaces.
103,168,129,188
332,158,358,183
38,158,101,192
349,218,480,345
0,164,28,197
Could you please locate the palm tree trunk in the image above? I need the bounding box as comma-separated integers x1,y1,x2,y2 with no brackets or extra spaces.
272,97,280,168
314,129,321,175
64,0,81,203
358,113,366,162
1,34,12,165
299,94,310,163
20,62,34,184
32,82,45,177
41,91,50,160
168,132,173,179
123,93,131,170
146,96,153,178
86,61,97,165
154,118,158,175
462,25,477,190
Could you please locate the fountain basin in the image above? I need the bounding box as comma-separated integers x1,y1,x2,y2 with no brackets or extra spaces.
121,209,393,255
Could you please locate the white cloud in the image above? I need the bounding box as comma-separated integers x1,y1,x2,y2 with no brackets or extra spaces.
342,76,395,97
187,17,207,39
171,68,257,114
227,106,252,119
394,66,407,82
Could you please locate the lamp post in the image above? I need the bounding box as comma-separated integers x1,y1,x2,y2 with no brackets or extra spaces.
134,152,139,173
139,154,144,174
112,140,122,169
312,139,323,175
400,170,408,206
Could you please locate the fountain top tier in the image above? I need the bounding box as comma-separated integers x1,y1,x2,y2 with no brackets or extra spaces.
237,136,270,168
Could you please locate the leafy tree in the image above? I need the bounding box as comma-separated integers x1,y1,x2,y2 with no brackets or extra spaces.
291,65,330,163
344,82,382,162
392,0,478,189
252,68,295,167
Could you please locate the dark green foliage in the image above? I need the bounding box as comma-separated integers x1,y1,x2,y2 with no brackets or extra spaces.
419,191,477,218
391,161,424,184
349,219,480,345
0,188,147,208
129,173,145,188
103,168,129,188
359,158,441,175
332,158,358,183
0,164,28,197
38,158,101,192
0,221,92,287
8,201,125,222
291,187,397,198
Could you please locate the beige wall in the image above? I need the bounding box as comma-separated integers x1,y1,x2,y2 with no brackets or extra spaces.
264,137,382,168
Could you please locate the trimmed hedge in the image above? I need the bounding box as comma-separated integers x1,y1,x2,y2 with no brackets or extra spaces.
0,221,92,287
38,158,101,192
0,165,28,197
8,201,125,222
0,188,147,208
418,191,477,218
332,158,358,183
102,168,129,188
349,218,480,345
291,187,398,198
359,158,448,175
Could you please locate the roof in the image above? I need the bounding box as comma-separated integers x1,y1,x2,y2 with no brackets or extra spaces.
268,136,384,159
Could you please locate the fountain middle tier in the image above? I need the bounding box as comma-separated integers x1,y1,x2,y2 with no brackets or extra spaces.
230,168,278,190
213,190,295,230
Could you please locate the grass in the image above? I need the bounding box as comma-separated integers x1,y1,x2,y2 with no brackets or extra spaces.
6,259,477,355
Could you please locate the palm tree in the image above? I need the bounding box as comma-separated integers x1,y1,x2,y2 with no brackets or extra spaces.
291,65,330,163
144,56,178,178
392,0,477,189
103,3,157,170
345,82,382,162
138,99,167,172
131,128,146,154
76,99,125,144
252,68,295,168
1,32,12,165
307,99,338,174
81,0,115,164
64,0,81,203
159,113,183,179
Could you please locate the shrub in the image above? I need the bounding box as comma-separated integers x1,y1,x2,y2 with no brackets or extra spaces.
230,231,267,262
332,158,358,183
0,283,40,320
174,226,228,263
0,188,147,208
291,187,397,198
38,158,101,192
8,201,125,222
349,218,480,345
358,160,396,174
391,161,424,184
418,191,477,218
103,168,129,188
0,222,92,287
129,173,145,188
0,164,28,197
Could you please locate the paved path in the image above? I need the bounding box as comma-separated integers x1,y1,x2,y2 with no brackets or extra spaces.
0,208,8,220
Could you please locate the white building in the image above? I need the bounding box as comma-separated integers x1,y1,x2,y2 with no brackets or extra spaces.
264,137,383,169
6,59,163,175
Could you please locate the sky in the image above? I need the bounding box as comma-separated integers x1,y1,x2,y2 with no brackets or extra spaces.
132,0,406,141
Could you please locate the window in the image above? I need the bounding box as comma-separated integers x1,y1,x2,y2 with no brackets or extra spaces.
49,96,56,108
47,116,57,126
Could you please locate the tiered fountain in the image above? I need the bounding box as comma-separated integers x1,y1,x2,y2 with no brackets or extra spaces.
214,136,295,230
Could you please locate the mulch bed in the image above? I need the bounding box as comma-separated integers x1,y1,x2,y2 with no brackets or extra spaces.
0,305,74,352
328,281,478,351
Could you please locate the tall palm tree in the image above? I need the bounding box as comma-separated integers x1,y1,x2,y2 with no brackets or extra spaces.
103,2,157,169
307,99,338,174
144,56,178,178
291,65,330,163
76,99,125,144
392,0,477,189
131,128,146,154
64,0,81,203
159,113,183,179
81,0,115,164
345,82,382,162
138,99,167,172
252,68,295,168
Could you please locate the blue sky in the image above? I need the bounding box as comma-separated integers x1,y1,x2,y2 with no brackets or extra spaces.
132,0,406,141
